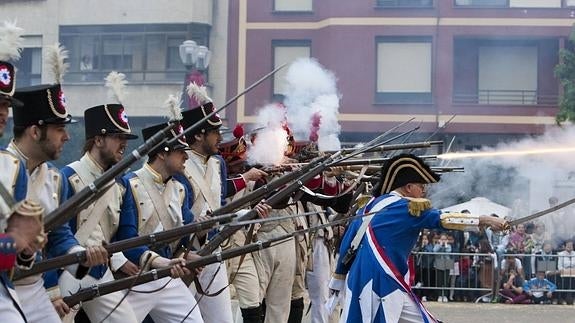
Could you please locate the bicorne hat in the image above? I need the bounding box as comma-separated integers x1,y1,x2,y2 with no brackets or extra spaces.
373,153,440,196
84,104,138,140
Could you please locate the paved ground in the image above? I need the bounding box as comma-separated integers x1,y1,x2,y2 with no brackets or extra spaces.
425,302,575,323
233,300,575,323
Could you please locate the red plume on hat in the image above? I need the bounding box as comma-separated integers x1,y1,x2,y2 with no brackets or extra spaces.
233,123,244,139
309,112,321,143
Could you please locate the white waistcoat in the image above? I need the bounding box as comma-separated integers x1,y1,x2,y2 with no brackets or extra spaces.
184,151,222,216
67,153,122,246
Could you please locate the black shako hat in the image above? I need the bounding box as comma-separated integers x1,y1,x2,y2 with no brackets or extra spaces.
141,122,189,157
12,84,75,127
374,153,441,196
84,104,138,140
0,61,22,108
180,102,222,139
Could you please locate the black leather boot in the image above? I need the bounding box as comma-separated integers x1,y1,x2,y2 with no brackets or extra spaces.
241,305,263,323
287,297,304,323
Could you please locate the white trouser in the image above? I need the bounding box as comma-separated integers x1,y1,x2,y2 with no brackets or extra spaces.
127,276,204,323
0,282,25,323
59,269,138,323
192,258,234,323
226,231,261,309
253,229,296,323
307,237,332,323
340,289,428,323
14,278,61,323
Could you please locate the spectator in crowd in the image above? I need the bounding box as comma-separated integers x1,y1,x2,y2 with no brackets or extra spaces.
433,233,453,302
455,245,479,302
446,232,460,301
508,224,529,277
531,241,557,278
523,270,556,304
501,249,525,279
414,233,435,302
499,263,529,304
558,240,575,305
529,222,549,254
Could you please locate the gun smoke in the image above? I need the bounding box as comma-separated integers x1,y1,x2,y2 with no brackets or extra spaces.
430,126,575,243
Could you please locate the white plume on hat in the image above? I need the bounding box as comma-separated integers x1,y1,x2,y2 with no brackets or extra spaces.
104,71,128,105
186,82,212,105
163,93,183,121
0,21,24,61
45,43,69,84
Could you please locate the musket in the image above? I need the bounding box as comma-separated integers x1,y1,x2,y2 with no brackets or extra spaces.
278,155,436,171
44,122,178,232
62,215,360,307
197,125,420,257
14,211,239,280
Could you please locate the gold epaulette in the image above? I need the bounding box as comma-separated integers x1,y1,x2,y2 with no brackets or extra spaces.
405,198,432,217
356,195,371,209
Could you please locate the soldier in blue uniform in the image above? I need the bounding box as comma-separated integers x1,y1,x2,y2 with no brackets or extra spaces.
9,81,108,322
179,90,268,323
329,154,507,323
60,98,140,322
0,23,48,322
112,121,204,322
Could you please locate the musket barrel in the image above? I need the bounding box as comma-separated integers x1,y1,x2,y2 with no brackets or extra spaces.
331,140,443,155
14,211,239,280
44,122,178,232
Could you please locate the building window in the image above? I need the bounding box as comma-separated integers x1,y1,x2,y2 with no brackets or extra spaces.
18,47,42,87
60,24,209,83
274,0,313,12
454,0,508,7
478,46,538,105
376,0,434,8
272,40,311,96
376,37,432,104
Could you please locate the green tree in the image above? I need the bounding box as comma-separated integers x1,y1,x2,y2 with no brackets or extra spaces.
554,27,575,123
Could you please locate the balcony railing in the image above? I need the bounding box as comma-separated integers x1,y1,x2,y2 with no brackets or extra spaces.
63,70,186,84
453,90,558,106
455,0,571,9
376,0,434,8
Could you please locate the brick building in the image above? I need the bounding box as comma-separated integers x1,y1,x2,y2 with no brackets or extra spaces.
226,0,575,148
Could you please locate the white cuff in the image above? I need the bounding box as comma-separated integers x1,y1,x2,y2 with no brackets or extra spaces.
110,252,129,272
141,250,161,271
328,276,345,291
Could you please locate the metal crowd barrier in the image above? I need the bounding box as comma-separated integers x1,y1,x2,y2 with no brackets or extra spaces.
410,251,575,302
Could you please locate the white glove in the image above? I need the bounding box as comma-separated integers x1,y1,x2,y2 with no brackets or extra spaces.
328,276,345,293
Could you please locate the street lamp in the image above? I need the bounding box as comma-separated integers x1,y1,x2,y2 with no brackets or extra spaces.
179,40,211,109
